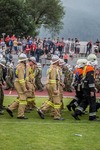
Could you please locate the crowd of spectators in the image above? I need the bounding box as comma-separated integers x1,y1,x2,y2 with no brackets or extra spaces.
0,35,100,64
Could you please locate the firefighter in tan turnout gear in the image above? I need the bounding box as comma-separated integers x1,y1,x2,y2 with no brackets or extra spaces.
26,57,37,111
37,55,64,120
6,53,28,119
0,59,6,115
58,59,65,110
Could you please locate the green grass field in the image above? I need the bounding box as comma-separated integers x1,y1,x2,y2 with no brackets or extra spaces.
0,96,100,150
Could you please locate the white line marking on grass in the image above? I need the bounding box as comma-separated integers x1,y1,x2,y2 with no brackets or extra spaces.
0,121,94,125
5,95,75,98
5,95,100,98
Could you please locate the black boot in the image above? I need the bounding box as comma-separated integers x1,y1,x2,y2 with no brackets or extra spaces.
66,99,77,111
72,113,80,120
37,109,44,119
6,108,13,117
89,116,100,121
71,104,76,111
72,109,82,120
67,104,72,111
96,102,100,112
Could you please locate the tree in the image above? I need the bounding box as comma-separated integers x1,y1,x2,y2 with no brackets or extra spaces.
24,0,65,35
0,0,65,37
0,0,34,36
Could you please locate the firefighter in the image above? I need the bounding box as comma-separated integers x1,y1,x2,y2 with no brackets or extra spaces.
26,57,37,111
63,64,73,92
95,68,100,93
58,59,65,110
67,59,87,111
35,63,44,91
95,68,100,111
72,54,99,121
50,59,65,117
37,55,64,120
0,59,6,115
6,53,28,119
5,62,14,90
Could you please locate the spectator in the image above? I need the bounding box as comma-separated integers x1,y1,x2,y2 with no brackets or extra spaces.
47,37,52,51
54,48,60,57
13,39,18,54
0,38,5,49
36,45,43,62
71,38,75,51
22,37,27,51
30,42,37,56
85,41,92,57
5,35,10,47
9,39,13,53
64,38,71,53
58,42,63,55
61,37,65,52
94,43,98,55
28,37,33,48
95,39,99,46
43,37,47,48
11,34,17,41
25,44,31,58
63,52,69,63
17,37,22,51
75,39,80,57
47,52,52,60
0,46,3,55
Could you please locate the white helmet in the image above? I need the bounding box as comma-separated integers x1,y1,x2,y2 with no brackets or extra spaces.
29,57,37,64
59,59,65,66
6,62,10,67
18,53,28,62
50,55,59,64
9,63,14,68
1,58,6,65
64,63,69,67
69,67,73,71
75,64,78,69
77,59,87,68
37,63,42,68
67,64,71,69
0,54,3,60
87,54,98,66
0,59,6,67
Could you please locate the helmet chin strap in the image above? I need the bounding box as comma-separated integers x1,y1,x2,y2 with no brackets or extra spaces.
77,64,85,68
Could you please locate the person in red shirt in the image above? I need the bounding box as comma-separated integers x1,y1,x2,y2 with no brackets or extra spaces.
5,35,10,47
61,37,65,51
63,52,69,63
56,41,60,48
25,44,31,58
30,42,37,56
11,34,17,41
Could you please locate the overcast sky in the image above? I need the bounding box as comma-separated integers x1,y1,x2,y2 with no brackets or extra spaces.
62,0,100,16
40,0,100,41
